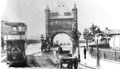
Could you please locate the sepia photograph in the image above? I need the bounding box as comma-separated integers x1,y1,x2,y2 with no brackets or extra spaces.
1,0,120,69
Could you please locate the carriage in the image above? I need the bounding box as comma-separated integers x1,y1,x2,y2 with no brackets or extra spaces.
4,22,27,65
56,45,79,69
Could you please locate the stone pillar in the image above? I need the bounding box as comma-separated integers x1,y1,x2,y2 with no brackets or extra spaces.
72,4,78,54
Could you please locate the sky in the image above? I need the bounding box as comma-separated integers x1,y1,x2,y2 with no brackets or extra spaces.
1,0,120,39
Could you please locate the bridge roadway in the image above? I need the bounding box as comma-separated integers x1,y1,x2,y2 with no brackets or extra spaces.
1,43,95,69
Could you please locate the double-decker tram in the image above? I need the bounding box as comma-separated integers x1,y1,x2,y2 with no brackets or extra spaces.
4,22,27,65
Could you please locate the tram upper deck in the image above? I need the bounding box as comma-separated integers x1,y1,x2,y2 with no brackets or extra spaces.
4,22,27,40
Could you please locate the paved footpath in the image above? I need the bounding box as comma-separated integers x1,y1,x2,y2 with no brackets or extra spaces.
79,47,120,69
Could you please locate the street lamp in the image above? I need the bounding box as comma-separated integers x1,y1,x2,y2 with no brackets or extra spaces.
77,32,81,62
95,33,102,67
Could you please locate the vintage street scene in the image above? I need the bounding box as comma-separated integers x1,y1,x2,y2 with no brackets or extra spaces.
1,0,120,69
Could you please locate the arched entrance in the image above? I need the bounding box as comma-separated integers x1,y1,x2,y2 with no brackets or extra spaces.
53,33,73,53
44,3,79,54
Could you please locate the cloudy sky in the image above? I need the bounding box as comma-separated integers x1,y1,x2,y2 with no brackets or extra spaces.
1,0,120,38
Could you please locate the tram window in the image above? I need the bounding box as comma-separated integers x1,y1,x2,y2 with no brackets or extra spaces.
67,43,70,45
18,26,25,32
18,26,23,31
13,27,17,31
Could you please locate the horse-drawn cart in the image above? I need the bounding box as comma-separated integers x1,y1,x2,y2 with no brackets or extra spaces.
57,50,78,69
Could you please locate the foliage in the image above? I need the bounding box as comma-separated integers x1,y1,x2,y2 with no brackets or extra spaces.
83,28,92,40
84,24,103,41
71,29,81,41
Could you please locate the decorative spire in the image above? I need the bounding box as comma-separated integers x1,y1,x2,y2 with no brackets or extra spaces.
46,5,50,11
74,4,76,7
73,4,77,10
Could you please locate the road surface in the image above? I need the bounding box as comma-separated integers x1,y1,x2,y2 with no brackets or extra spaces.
1,43,95,69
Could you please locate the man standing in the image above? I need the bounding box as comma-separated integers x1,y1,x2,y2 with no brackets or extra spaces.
58,45,63,67
84,46,87,59
58,45,63,54
55,41,59,47
1,37,4,50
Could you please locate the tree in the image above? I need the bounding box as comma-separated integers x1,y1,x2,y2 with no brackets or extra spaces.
71,29,79,41
89,24,102,41
89,24,97,36
83,28,92,49
95,27,102,33
83,28,89,40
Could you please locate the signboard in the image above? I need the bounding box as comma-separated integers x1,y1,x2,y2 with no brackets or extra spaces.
4,35,26,40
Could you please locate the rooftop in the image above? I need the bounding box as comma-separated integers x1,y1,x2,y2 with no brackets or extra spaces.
103,29,120,35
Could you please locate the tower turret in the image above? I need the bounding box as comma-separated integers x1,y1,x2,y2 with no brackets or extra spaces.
72,4,78,30
45,6,51,36
45,6,51,21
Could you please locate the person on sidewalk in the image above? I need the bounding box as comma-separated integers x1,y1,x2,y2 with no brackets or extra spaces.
1,37,4,50
84,46,87,59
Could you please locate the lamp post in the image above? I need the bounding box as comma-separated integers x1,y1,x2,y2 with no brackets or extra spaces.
96,36,99,66
77,32,81,62
95,33,102,67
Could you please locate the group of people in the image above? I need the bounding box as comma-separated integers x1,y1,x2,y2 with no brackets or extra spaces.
41,38,51,52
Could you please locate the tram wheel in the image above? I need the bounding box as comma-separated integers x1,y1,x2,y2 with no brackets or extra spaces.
73,57,78,69
22,57,27,66
10,58,27,67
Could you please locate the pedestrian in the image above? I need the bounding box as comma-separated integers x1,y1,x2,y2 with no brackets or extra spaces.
41,40,45,52
58,44,63,55
58,45,63,67
1,38,4,50
55,41,59,47
83,46,87,59
90,46,93,55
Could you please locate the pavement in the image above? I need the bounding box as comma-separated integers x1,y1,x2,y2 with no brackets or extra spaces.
79,46,120,69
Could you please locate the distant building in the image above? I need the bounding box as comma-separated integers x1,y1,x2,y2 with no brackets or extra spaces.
103,28,120,49
103,28,120,36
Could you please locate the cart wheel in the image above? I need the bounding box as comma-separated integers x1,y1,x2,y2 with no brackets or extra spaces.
24,57,27,65
59,61,63,69
74,57,78,69
20,57,27,66
73,62,78,69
